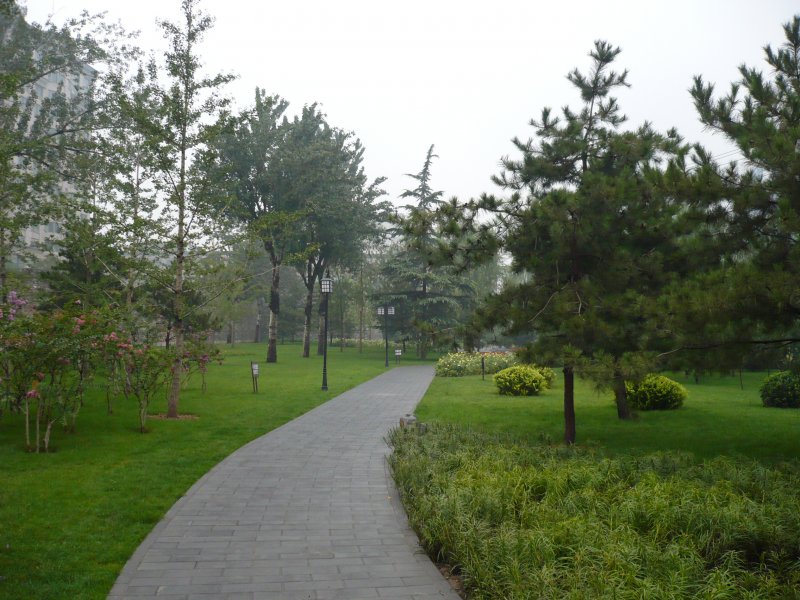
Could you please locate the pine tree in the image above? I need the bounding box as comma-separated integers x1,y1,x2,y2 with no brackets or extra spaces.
443,42,686,443
665,16,800,360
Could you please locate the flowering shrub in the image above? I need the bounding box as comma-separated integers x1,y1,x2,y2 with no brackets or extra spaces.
0,295,223,449
625,375,687,410
119,341,172,432
435,352,518,377
494,365,546,396
0,296,113,451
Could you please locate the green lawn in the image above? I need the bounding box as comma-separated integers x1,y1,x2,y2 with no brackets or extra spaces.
0,342,401,600
415,370,800,462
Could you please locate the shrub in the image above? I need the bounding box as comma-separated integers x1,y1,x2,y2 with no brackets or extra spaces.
538,366,556,389
760,371,800,408
435,352,517,377
626,374,687,410
494,365,545,396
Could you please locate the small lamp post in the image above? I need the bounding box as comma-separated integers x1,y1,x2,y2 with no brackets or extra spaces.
377,304,395,367
320,273,333,390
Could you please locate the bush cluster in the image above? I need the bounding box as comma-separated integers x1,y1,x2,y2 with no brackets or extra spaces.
331,338,389,349
435,352,517,377
389,424,800,599
760,371,800,408
493,365,550,396
626,374,687,410
0,294,219,451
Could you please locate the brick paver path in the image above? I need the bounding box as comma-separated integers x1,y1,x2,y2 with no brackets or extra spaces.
109,366,459,600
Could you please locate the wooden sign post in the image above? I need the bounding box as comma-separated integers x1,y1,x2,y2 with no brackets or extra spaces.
395,348,402,364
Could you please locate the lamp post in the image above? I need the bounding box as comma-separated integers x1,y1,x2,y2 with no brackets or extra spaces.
320,274,333,390
377,304,395,367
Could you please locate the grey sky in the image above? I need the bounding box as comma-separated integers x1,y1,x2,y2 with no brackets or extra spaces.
23,0,800,204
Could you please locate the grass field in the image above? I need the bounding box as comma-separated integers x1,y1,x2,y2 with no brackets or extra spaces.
415,370,800,462
0,342,402,600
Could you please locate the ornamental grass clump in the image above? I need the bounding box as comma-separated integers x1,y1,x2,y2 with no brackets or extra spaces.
435,352,517,377
389,424,800,599
493,365,547,396
626,374,687,410
760,371,800,408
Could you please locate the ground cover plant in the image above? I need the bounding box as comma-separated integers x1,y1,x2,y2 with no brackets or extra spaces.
0,342,391,600
389,425,800,599
399,371,800,598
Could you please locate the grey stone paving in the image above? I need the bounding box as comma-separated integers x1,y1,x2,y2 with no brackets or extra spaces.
109,366,459,600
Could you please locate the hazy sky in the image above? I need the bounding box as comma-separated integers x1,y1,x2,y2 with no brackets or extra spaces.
22,0,800,204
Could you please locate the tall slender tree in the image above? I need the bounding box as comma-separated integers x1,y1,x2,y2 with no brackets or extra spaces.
128,0,234,417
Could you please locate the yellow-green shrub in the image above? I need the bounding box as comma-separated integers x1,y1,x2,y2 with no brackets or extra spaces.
493,365,546,396
760,371,800,408
626,374,687,410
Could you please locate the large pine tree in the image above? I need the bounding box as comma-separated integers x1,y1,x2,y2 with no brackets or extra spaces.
443,42,687,443
662,16,800,362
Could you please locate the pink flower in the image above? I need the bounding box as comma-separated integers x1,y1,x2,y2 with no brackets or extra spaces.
26,389,40,399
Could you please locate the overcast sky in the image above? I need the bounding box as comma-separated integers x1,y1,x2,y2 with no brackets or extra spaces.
22,0,800,205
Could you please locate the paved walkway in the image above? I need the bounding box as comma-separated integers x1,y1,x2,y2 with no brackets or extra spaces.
109,366,459,600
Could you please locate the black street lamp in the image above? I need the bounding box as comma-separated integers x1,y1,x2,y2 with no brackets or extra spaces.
320,273,333,390
377,304,395,367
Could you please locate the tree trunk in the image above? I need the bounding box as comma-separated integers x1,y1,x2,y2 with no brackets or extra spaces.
253,301,261,343
340,296,345,352
302,288,313,358
167,220,185,419
563,365,576,445
317,313,325,355
0,229,8,304
167,320,183,418
267,265,281,363
358,265,364,353
613,369,633,420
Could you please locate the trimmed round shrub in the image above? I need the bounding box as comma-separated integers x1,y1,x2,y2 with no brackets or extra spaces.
494,365,546,396
760,371,800,408
625,374,687,410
